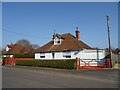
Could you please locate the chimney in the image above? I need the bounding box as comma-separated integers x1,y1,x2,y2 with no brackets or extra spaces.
75,27,80,40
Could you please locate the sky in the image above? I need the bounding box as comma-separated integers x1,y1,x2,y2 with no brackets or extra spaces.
2,2,118,49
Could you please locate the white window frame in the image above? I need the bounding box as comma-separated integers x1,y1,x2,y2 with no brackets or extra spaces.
40,53,45,58
54,38,61,45
63,51,71,58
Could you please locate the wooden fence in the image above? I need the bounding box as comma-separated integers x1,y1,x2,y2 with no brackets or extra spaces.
76,57,110,69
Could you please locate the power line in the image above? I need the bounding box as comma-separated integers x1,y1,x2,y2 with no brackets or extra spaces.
3,28,40,38
2,28,51,39
2,14,116,40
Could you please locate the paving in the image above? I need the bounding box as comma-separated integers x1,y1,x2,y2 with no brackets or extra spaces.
113,63,120,69
2,65,119,88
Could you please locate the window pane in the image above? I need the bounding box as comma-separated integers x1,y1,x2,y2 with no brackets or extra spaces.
63,51,71,56
55,38,60,44
40,53,45,56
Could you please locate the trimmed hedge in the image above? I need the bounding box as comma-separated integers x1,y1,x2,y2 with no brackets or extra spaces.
2,57,9,65
13,53,34,58
16,59,76,69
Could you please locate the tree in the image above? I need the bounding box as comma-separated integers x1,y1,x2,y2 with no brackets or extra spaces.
16,39,40,50
17,39,30,46
31,44,40,49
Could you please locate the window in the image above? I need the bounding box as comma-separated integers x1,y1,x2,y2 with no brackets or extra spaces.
54,38,61,45
63,51,71,58
40,53,45,58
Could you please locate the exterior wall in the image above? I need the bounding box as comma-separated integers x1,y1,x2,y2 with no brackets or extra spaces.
35,53,40,59
111,52,120,66
3,55,13,58
55,51,76,59
45,53,52,59
77,50,106,59
6,47,10,51
35,53,52,59
35,50,106,60
54,52,63,59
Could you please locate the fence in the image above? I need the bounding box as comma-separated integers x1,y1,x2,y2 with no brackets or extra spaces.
76,57,110,69
111,53,120,67
5,58,16,65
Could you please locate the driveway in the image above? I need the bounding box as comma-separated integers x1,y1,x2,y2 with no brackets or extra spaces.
2,65,119,88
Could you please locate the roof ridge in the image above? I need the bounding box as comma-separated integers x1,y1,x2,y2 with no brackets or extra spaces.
61,33,71,35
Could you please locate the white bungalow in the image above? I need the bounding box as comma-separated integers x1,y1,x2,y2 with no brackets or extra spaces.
35,27,107,60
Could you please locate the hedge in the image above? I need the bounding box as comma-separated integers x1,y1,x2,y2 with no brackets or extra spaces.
16,59,76,69
13,53,34,58
2,57,9,65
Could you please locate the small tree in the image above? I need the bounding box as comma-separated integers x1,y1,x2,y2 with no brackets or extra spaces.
17,39,30,46
31,44,40,49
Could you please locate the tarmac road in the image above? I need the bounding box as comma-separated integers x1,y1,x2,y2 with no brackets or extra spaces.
2,66,119,88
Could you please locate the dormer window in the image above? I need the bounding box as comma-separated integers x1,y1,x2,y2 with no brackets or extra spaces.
53,33,63,45
54,38,61,45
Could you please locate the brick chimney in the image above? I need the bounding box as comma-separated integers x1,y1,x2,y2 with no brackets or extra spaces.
75,27,80,40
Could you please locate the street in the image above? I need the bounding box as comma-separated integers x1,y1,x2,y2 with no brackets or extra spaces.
2,66,119,88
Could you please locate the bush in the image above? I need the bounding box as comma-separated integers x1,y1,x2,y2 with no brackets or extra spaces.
16,59,76,69
13,53,34,58
2,57,9,65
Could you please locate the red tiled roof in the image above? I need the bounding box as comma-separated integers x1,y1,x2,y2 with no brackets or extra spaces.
7,44,14,48
21,46,34,54
3,44,34,55
3,44,23,55
37,33,92,52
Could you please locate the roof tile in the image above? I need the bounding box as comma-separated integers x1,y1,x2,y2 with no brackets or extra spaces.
37,33,92,52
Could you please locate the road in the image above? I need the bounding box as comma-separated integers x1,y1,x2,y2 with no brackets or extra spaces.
2,66,119,88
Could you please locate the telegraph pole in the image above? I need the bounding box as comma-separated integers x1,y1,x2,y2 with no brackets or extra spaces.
106,14,112,68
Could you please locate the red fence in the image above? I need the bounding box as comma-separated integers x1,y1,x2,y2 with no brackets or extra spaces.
5,58,34,65
76,57,110,69
5,58,16,65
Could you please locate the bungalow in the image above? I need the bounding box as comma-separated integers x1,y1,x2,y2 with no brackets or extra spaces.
35,27,107,60
3,44,34,58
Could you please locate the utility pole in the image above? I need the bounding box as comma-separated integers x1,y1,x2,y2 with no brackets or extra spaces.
106,14,112,68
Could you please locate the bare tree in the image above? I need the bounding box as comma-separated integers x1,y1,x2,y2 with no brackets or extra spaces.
31,44,40,49
17,39,30,46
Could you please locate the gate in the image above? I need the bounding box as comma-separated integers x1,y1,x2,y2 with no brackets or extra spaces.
5,58,16,65
76,57,110,69
5,58,33,65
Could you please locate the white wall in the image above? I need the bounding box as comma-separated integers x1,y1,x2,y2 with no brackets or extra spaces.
35,53,40,59
6,47,9,51
55,52,63,59
77,50,106,59
35,50,106,60
55,51,76,59
10,55,13,58
45,53,52,59
111,52,119,66
3,55,13,58
35,53,52,59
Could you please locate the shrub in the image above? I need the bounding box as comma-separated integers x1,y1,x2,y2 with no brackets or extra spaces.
13,53,34,58
16,59,76,69
2,57,9,65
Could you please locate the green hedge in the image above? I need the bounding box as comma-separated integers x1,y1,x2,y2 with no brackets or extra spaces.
13,53,34,58
2,57,9,65
16,59,76,69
